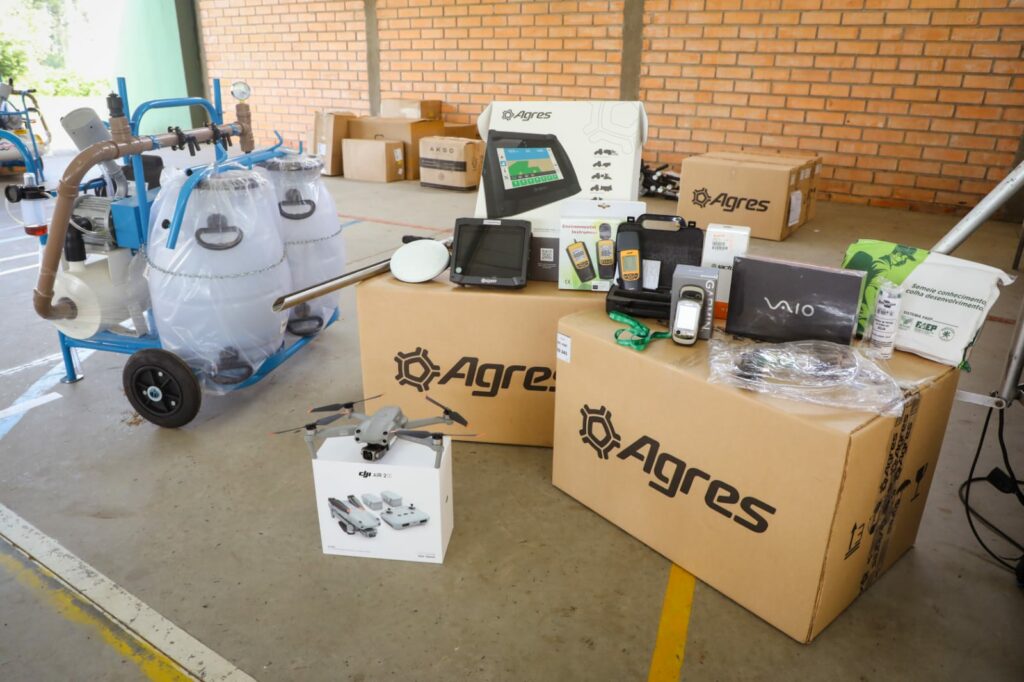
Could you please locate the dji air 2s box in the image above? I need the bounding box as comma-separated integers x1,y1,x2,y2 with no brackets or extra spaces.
474,101,648,281
312,435,453,564
553,310,959,642
558,199,647,292
726,256,865,344
357,276,603,446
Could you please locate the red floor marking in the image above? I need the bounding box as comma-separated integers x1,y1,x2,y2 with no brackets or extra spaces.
337,213,449,234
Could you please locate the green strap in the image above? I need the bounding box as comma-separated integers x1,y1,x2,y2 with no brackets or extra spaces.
609,311,671,351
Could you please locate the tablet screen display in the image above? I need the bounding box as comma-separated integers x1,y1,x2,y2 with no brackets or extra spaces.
454,225,528,278
497,147,564,190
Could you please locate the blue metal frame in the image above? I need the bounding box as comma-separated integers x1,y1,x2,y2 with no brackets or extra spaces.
0,89,46,181
48,77,337,395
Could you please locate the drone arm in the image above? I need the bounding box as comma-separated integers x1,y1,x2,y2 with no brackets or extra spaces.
403,415,451,430
394,434,445,469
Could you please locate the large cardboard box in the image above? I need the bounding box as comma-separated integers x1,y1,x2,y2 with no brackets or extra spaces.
347,116,445,180
312,435,453,564
443,123,481,139
552,310,959,642
474,101,647,281
705,151,822,226
311,110,357,176
342,138,405,183
381,98,443,120
419,136,485,191
357,277,603,446
678,153,805,241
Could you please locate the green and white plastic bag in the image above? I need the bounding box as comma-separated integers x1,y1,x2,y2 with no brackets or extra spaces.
842,239,1013,367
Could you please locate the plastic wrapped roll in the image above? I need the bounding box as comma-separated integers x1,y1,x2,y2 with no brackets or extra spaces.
259,154,346,336
146,166,291,393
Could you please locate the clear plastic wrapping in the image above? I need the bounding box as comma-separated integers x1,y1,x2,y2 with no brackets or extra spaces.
259,154,346,336
708,338,905,416
146,165,291,393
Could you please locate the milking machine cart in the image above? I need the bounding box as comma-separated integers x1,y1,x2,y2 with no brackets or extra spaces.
12,78,346,427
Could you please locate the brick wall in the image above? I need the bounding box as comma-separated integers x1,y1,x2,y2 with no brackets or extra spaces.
198,0,370,147
641,1,1024,212
197,0,1024,213
377,0,623,124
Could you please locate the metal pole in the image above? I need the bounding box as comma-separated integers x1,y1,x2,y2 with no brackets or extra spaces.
932,158,1024,255
999,296,1024,404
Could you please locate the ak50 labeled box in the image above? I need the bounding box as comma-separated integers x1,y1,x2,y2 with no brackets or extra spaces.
312,435,453,564
678,153,807,241
553,310,958,642
357,277,603,446
473,101,648,281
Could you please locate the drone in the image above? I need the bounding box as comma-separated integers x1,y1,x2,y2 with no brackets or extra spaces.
274,394,472,466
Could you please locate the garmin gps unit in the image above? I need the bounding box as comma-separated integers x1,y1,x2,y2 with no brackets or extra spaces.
450,218,531,288
482,131,580,218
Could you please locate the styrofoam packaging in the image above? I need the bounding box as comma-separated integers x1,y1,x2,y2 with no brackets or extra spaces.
701,223,750,319
312,435,453,564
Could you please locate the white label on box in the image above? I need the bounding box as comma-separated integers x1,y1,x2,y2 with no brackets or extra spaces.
642,259,661,290
540,247,555,263
556,332,572,363
317,142,326,156
394,148,403,162
800,167,811,181
788,190,802,227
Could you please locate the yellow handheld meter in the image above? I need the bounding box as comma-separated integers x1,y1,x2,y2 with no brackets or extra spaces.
566,241,596,282
616,229,641,291
596,222,616,279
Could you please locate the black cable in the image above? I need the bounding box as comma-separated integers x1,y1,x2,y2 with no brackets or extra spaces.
996,409,1024,506
961,407,1023,572
959,478,1024,554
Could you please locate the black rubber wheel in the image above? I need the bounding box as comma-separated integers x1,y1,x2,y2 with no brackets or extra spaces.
122,349,202,428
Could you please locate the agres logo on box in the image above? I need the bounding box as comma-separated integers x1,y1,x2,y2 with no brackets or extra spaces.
579,405,777,533
692,187,770,213
394,347,556,397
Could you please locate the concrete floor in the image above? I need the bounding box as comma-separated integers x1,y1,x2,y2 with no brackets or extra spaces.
0,169,1022,681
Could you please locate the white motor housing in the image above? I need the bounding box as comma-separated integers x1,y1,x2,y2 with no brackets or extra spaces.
259,154,346,336
51,249,150,340
147,167,291,393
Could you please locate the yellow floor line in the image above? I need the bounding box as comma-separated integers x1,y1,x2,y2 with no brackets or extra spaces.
647,564,697,682
0,545,194,682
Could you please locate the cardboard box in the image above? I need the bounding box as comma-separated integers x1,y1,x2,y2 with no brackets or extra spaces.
704,151,822,226
347,116,445,180
443,123,481,139
557,199,647,291
311,110,357,176
342,138,405,183
419,137,485,191
357,277,604,446
474,101,648,280
678,153,805,241
701,223,751,320
552,310,958,642
312,435,453,564
381,98,443,120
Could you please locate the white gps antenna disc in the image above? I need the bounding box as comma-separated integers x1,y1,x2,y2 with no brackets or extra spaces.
390,239,450,283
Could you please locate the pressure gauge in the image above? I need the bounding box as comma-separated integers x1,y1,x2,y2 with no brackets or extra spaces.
230,81,251,101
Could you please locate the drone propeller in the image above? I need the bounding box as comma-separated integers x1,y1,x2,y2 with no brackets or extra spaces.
309,393,383,414
425,395,468,427
271,413,344,435
393,430,477,439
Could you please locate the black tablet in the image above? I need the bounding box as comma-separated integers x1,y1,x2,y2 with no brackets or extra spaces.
450,218,531,288
482,131,580,218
